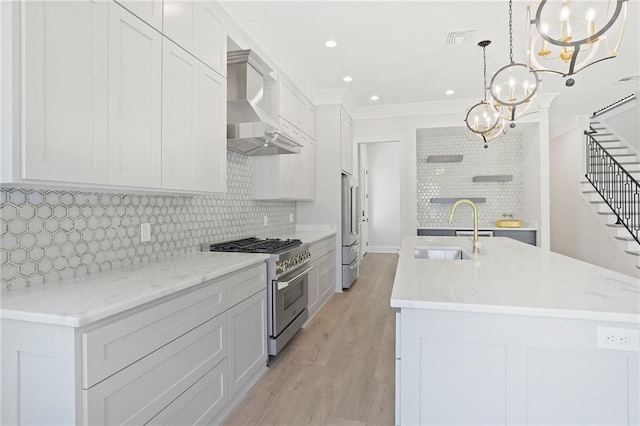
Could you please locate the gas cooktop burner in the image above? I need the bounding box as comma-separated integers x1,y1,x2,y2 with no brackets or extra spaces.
205,237,302,254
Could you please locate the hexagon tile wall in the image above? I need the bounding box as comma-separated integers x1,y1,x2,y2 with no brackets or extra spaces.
0,152,296,291
416,133,524,228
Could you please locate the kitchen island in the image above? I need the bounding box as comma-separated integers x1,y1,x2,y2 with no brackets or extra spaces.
391,236,639,425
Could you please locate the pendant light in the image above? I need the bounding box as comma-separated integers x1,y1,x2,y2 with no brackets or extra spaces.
464,40,504,149
526,0,628,86
490,0,541,126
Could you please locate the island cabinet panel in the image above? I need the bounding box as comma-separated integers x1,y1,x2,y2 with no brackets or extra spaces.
21,0,109,184
398,309,639,425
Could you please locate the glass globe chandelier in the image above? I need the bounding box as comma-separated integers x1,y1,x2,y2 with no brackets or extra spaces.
526,0,628,86
465,40,504,149
490,0,541,126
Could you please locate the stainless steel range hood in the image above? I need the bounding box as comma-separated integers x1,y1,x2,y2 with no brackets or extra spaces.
227,50,301,155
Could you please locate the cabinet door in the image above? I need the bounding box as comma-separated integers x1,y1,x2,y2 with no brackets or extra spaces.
161,39,198,191
307,260,320,317
198,64,227,193
108,3,162,188
340,108,353,175
194,1,226,77
278,78,300,127
301,137,315,200
22,0,108,184
162,1,194,54
115,0,163,31
228,290,268,398
300,97,315,138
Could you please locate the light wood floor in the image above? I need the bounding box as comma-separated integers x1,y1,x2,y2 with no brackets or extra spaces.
222,253,399,426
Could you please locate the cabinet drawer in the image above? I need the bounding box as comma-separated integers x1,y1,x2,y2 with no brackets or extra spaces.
147,358,228,425
84,313,227,425
310,237,335,260
82,278,227,388
227,263,266,308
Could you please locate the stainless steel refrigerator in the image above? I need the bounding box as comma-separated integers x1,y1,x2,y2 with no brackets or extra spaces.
341,174,360,288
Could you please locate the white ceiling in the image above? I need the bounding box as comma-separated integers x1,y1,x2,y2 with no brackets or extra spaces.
221,1,640,131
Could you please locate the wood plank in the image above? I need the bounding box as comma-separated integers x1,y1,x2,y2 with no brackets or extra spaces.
221,253,398,426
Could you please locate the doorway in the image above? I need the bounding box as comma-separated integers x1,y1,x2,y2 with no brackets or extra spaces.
358,141,401,253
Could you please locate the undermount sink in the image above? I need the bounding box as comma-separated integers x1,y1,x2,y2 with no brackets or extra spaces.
414,247,473,260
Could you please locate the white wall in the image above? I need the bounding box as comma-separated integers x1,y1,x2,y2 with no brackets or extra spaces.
602,98,639,153
365,142,401,252
550,126,637,277
353,104,551,246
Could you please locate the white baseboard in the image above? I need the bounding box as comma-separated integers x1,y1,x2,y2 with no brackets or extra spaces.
367,245,399,253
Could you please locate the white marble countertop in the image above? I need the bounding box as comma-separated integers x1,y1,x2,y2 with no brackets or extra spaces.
0,252,269,327
391,236,639,323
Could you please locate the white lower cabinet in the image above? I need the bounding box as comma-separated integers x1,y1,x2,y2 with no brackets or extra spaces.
148,358,228,425
227,290,267,398
0,262,268,426
84,313,228,425
307,236,336,320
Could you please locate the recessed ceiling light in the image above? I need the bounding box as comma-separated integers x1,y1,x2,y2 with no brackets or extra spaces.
370,95,379,101
445,89,455,95
343,76,353,82
325,40,337,48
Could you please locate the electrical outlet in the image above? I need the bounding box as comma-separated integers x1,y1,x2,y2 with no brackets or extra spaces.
289,213,294,223
263,216,268,227
597,326,640,351
140,223,151,242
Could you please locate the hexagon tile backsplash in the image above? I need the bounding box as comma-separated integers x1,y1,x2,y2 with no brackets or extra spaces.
416,133,524,228
0,152,296,291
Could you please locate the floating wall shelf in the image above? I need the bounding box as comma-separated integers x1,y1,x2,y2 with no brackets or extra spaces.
430,197,486,204
472,175,513,183
425,155,464,163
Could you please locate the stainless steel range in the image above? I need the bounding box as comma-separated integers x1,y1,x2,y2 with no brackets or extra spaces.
202,238,311,356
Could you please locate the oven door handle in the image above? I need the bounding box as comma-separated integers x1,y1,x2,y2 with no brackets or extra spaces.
277,266,314,290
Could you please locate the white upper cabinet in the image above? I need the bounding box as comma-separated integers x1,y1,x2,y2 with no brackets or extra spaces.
163,1,225,77
22,0,109,184
194,2,226,77
3,0,228,193
114,0,163,32
251,134,315,201
300,97,315,138
108,3,162,188
340,108,353,175
198,64,227,193
162,39,226,193
278,78,301,128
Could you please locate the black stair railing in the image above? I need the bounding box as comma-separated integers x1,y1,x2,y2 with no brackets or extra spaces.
585,128,639,245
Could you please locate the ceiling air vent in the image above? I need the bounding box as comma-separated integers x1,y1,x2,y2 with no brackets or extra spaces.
445,30,476,46
615,74,639,84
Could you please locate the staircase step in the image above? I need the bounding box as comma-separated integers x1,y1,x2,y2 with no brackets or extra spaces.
625,250,640,257
593,133,614,137
615,235,636,242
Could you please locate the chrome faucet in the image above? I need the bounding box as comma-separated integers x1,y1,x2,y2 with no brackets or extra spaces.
448,199,480,252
